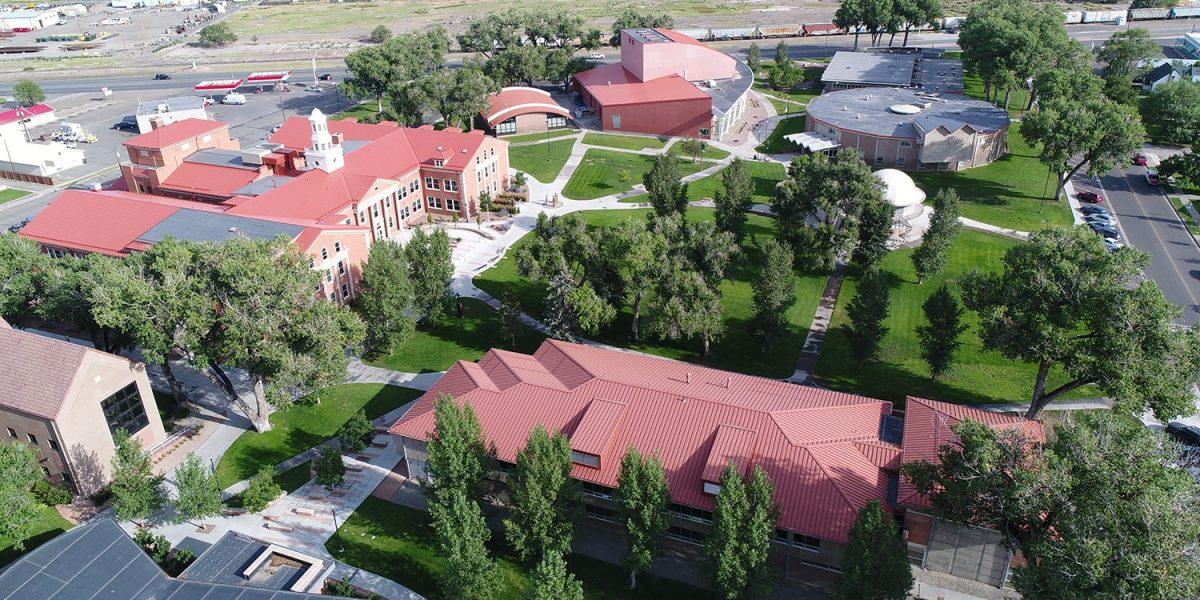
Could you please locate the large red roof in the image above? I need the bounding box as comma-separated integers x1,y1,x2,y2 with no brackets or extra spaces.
18,189,179,256
159,162,260,198
483,87,571,126
0,103,53,126
574,63,710,107
123,118,229,150
897,396,1044,508
390,340,901,544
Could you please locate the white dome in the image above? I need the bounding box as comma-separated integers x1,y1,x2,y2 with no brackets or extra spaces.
889,104,921,115
874,168,926,208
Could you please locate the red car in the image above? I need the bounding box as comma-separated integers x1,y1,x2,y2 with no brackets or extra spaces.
1132,153,1148,166
1077,191,1103,204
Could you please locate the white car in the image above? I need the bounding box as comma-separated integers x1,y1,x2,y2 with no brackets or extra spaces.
221,93,246,105
588,52,604,60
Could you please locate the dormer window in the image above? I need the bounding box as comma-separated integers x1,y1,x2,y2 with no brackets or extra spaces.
703,482,720,495
570,450,600,468
433,159,445,167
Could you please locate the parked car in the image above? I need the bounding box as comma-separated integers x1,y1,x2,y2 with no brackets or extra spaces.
1089,223,1119,238
318,73,333,81
1166,422,1200,448
270,124,281,134
1146,171,1160,185
112,119,138,131
154,73,171,80
1077,190,1103,204
1132,153,1148,166
1103,238,1125,252
1085,211,1115,222
7,218,30,234
1080,204,1109,216
221,93,246,105
587,52,604,60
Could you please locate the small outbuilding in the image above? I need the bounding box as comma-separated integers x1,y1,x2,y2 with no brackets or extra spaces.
481,86,572,136
874,168,931,244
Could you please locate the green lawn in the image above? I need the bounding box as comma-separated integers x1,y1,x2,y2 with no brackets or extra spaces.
814,230,1094,407
214,384,423,488
0,187,30,205
503,129,578,144
366,297,546,373
473,207,826,378
562,149,704,200
753,80,820,116
225,459,313,507
622,160,785,205
0,504,71,567
333,100,385,121
328,497,713,600
911,127,1072,232
962,72,1031,114
755,116,807,154
581,132,668,151
666,140,731,161
509,138,575,183
1170,196,1200,236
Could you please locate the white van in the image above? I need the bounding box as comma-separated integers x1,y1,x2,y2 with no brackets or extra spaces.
221,93,246,105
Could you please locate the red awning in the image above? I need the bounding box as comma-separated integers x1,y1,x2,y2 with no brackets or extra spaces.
245,70,291,83
194,79,243,92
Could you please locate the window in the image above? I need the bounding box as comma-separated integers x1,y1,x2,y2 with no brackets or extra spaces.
792,534,821,552
385,197,392,208
341,283,350,298
372,205,380,217
445,179,458,192
329,293,337,301
670,503,712,525
49,439,59,452
875,155,884,167
321,247,328,260
773,528,790,545
6,427,14,438
667,525,706,545
26,433,37,445
326,270,333,282
337,261,345,275
570,450,600,468
410,180,419,193
699,128,711,137
309,259,315,269
433,159,445,167
702,481,720,495
48,247,68,259
412,199,422,212
585,503,618,523
400,186,408,198
388,216,395,227
447,198,461,212
425,177,440,190
611,114,621,129
427,197,442,209
496,117,517,134
359,210,366,223
547,115,566,129
581,481,613,500
896,156,906,167
334,242,341,253
100,382,150,435
899,141,912,148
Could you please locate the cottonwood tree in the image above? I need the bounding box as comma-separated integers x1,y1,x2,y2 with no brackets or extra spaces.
337,410,372,453
504,426,578,562
197,23,237,47
342,45,393,114
910,188,962,282
344,28,450,115
705,464,778,600
615,447,671,590
172,453,222,524
406,228,454,323
644,154,689,216
605,219,667,341
835,500,912,600
751,239,798,352
499,289,524,349
417,65,499,130
0,233,48,326
1142,80,1200,145
355,240,416,358
37,254,132,354
916,285,967,379
714,158,753,242
647,267,724,356
530,551,584,600
959,0,1071,109
424,394,492,509
1097,28,1159,82
963,226,1200,419
488,45,547,86
1160,151,1200,188
11,80,44,107
773,149,883,272
895,0,941,46
844,270,891,362
903,413,1200,599
853,197,893,272
194,237,365,432
1021,94,1145,201
0,442,45,549
610,9,674,45
432,490,501,600
543,262,615,341
111,429,166,522
457,9,523,58
1033,68,1103,106
835,0,864,50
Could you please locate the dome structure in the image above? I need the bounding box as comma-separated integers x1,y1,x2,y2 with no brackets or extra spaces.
874,168,926,208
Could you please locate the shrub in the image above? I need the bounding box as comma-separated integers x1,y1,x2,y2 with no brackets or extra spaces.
315,445,346,490
134,528,171,564
32,479,73,505
241,465,283,513
337,410,373,453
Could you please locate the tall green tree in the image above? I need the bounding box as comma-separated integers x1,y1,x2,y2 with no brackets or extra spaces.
615,447,671,589
424,394,491,508
610,9,674,45
1097,28,1159,81
457,9,523,58
500,288,525,349
314,444,346,490
487,45,547,86
431,490,501,600
844,269,891,362
1159,151,1200,189
11,80,44,107
910,188,962,282
644,154,688,217
962,226,1200,419
0,441,45,550
37,253,132,354
713,158,753,242
895,0,941,46
834,500,913,600
958,0,1071,109
337,409,372,453
746,42,762,72
1142,80,1200,145
197,22,237,47
355,240,416,358
405,228,454,323
705,464,778,600
530,551,584,600
240,466,283,513
172,453,222,524
342,45,393,114
646,267,724,356
853,197,893,271
903,413,1200,600
1021,95,1145,201
916,285,966,379
605,219,667,341
111,429,166,522
834,0,864,50
0,233,48,327
504,426,578,562
751,239,798,352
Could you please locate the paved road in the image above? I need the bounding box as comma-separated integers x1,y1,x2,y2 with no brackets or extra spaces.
1100,165,1200,326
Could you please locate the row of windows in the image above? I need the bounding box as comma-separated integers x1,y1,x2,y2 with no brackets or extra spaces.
670,502,713,525
5,427,59,452
585,503,618,523
773,528,821,552
426,197,462,212
423,177,461,192
496,118,517,135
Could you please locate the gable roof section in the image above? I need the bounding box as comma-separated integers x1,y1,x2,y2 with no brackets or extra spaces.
574,63,710,107
391,339,899,544
0,103,53,126
0,326,92,420
898,396,1044,508
158,161,262,198
123,118,228,150
18,189,179,256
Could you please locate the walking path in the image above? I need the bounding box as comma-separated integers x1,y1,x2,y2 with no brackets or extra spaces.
789,262,847,384
976,397,1113,415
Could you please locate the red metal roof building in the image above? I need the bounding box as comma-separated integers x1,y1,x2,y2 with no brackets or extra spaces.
390,339,1044,578
480,86,573,137
572,29,753,140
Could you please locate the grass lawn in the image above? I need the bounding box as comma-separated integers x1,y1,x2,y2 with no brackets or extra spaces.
581,132,668,151
366,297,546,373
328,496,713,600
911,127,1073,232
0,187,30,205
333,100,386,121
1170,196,1200,236
755,116,807,154
814,230,1094,407
214,384,423,488
503,129,578,144
622,160,785,205
666,140,731,161
225,460,313,507
0,504,71,567
562,149,704,200
754,80,820,116
509,138,575,184
962,72,1031,115
473,207,826,378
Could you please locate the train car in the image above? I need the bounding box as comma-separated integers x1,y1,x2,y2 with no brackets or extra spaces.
1063,11,1083,24
760,24,802,38
675,28,709,40
1172,6,1200,18
1081,10,1125,23
1129,7,1171,20
706,27,757,40
802,23,843,36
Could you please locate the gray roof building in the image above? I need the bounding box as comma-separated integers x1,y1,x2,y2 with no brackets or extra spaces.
807,87,1009,140
821,51,964,93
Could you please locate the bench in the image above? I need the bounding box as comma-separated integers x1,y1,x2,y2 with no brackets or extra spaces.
293,507,316,517
265,522,294,532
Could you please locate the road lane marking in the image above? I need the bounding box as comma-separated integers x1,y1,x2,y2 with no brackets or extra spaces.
1114,170,1200,310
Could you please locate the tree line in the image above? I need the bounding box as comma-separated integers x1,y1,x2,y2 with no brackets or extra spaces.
834,0,943,49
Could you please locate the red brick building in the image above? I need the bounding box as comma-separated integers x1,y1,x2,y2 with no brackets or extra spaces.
481,86,573,137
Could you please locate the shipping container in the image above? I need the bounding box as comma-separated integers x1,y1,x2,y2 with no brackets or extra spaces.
1172,6,1200,18
1129,7,1170,19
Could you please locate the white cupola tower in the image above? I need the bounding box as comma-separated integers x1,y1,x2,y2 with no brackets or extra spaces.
306,108,344,173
